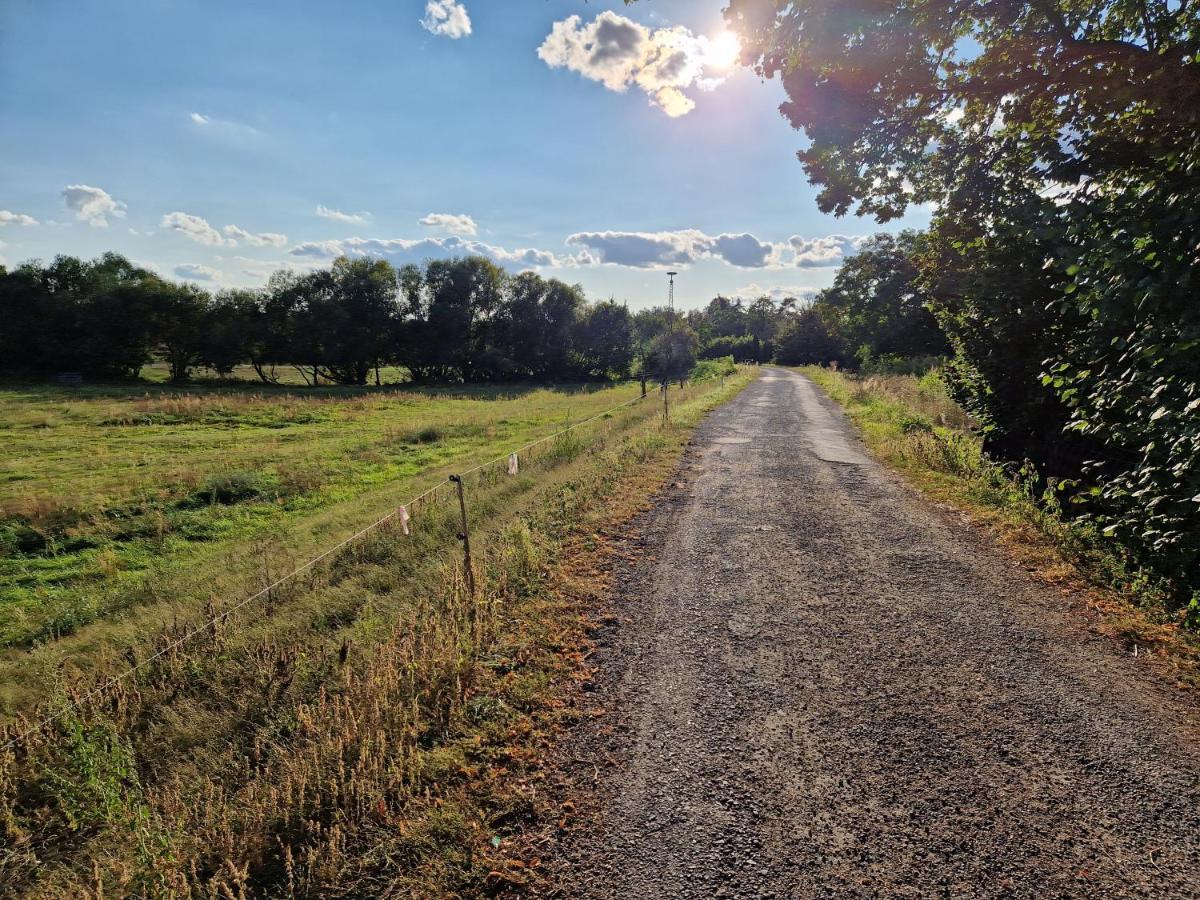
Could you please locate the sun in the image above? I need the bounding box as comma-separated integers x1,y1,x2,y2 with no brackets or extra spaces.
706,30,742,70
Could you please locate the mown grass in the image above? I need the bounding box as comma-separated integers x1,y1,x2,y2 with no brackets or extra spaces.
0,368,756,898
0,380,648,707
803,366,1200,682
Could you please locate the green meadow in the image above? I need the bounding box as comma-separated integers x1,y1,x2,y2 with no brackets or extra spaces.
0,379,652,709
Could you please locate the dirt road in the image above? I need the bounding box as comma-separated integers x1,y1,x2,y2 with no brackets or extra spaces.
553,368,1200,899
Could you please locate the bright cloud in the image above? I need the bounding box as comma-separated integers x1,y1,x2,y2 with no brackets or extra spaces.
537,12,737,117
789,234,867,268
316,205,371,224
174,263,222,282
0,210,38,227
731,283,820,304
566,229,786,269
420,213,478,236
61,184,126,227
421,0,471,39
161,213,287,248
290,235,563,271
189,112,210,125
161,212,232,246
223,224,288,247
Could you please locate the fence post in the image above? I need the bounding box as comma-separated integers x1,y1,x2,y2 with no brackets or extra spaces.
449,475,475,598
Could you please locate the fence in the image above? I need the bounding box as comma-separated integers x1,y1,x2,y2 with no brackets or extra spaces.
0,382,701,751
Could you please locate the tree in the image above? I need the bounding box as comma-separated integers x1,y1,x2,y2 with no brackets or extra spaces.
573,300,634,379
728,0,1200,221
419,256,506,381
154,281,210,382
492,272,585,380
813,232,948,366
645,323,699,385
774,309,844,366
200,290,260,378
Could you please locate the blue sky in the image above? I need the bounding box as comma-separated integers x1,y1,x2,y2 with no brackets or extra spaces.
0,0,931,310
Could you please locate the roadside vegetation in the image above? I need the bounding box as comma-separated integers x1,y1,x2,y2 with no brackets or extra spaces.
804,366,1200,679
0,365,751,897
706,0,1200,625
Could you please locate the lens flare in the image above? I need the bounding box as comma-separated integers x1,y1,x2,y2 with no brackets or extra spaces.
706,30,741,70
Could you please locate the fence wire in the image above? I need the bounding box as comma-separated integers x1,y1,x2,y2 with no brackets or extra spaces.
2,388,655,751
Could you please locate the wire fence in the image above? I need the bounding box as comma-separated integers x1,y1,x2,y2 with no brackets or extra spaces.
1,388,662,752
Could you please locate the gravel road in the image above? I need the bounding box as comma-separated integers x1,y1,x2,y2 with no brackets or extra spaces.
550,368,1200,899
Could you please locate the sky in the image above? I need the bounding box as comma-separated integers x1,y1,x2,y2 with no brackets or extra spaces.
0,0,932,311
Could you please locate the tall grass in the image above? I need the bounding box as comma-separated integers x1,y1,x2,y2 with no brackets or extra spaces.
0,371,755,897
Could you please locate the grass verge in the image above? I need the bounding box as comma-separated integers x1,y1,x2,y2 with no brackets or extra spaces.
802,366,1200,690
0,369,755,898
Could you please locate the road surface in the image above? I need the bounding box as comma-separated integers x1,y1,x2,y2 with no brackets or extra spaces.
553,368,1200,899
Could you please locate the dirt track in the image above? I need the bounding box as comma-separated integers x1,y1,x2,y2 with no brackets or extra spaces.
551,368,1200,899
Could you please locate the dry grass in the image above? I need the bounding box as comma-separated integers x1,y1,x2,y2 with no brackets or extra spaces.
0,371,757,898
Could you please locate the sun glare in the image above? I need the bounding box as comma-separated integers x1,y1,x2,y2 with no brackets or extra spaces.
707,30,741,70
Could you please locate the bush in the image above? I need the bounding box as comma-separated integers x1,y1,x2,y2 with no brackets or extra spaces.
689,356,736,382
182,471,271,507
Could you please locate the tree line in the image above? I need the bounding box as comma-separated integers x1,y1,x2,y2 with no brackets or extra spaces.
0,251,836,387
0,254,645,385
721,0,1200,619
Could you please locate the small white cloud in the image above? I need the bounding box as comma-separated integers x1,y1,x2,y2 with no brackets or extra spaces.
174,263,222,282
789,234,867,268
187,112,261,140
538,12,734,118
316,204,371,224
421,0,471,39
731,283,820,304
223,224,288,247
289,239,347,259
61,185,126,228
161,212,232,246
420,213,478,236
0,210,38,227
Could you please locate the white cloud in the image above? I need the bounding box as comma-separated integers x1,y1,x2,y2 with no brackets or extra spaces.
730,283,820,304
0,210,38,227
61,185,127,227
174,263,222,282
421,0,471,39
161,212,232,246
566,229,786,269
419,213,478,236
789,234,867,268
537,12,735,117
289,239,349,259
161,213,287,248
188,111,260,137
316,205,371,224
223,224,288,247
289,235,564,271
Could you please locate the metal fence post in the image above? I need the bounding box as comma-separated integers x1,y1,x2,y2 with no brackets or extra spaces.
449,475,475,597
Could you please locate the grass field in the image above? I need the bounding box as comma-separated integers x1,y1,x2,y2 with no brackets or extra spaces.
0,378,658,708
0,364,752,897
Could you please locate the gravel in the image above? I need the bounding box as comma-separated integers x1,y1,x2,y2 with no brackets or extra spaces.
544,368,1200,899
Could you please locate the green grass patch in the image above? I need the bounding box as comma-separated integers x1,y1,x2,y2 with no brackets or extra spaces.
0,368,757,898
